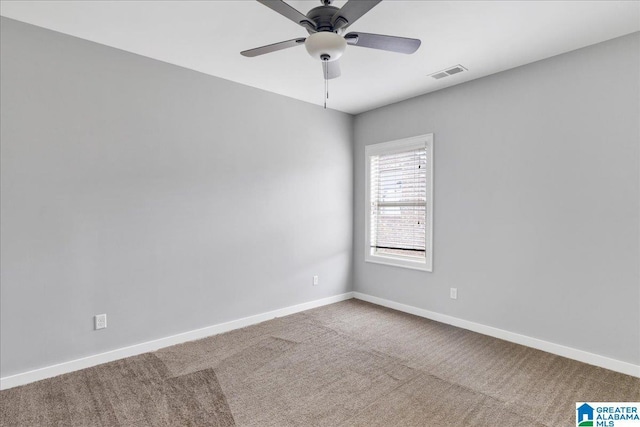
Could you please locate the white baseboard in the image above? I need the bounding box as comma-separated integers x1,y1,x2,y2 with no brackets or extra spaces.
0,292,354,390
353,292,640,378
3,290,637,390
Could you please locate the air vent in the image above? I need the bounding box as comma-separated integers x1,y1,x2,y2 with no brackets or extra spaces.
431,72,448,80
445,66,465,75
429,64,468,80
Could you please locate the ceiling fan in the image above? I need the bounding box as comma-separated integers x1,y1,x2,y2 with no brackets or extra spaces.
241,0,421,80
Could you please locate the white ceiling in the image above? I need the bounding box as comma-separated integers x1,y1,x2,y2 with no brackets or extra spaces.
1,1,638,114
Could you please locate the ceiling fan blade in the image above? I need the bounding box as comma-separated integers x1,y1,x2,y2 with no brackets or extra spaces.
257,0,316,32
344,32,421,54
322,60,341,80
331,0,382,31
241,38,306,57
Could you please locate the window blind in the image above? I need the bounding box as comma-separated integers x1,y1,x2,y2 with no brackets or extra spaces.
370,148,427,259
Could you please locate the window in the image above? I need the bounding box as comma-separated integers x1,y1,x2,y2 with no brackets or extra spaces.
365,134,433,271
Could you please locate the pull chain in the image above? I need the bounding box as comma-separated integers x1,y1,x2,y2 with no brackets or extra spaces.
323,59,328,109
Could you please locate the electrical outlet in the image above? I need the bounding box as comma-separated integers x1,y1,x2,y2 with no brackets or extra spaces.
313,275,319,286
450,288,458,300
95,314,107,330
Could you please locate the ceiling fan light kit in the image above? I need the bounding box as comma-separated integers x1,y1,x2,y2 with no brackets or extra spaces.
305,32,346,62
241,0,421,107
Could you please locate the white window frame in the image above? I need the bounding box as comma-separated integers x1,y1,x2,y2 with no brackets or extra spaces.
365,134,433,272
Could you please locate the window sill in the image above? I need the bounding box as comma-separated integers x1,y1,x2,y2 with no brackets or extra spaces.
365,256,432,272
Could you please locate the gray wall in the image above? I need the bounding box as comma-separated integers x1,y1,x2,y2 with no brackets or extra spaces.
0,18,353,377
2,16,638,379
353,32,640,365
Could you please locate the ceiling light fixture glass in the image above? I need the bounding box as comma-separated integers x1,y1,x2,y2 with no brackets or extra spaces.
304,32,346,62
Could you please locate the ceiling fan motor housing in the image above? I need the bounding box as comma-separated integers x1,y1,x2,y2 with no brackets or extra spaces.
305,31,347,62
306,5,341,32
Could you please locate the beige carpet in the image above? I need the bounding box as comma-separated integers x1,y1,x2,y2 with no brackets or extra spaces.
1,299,638,426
